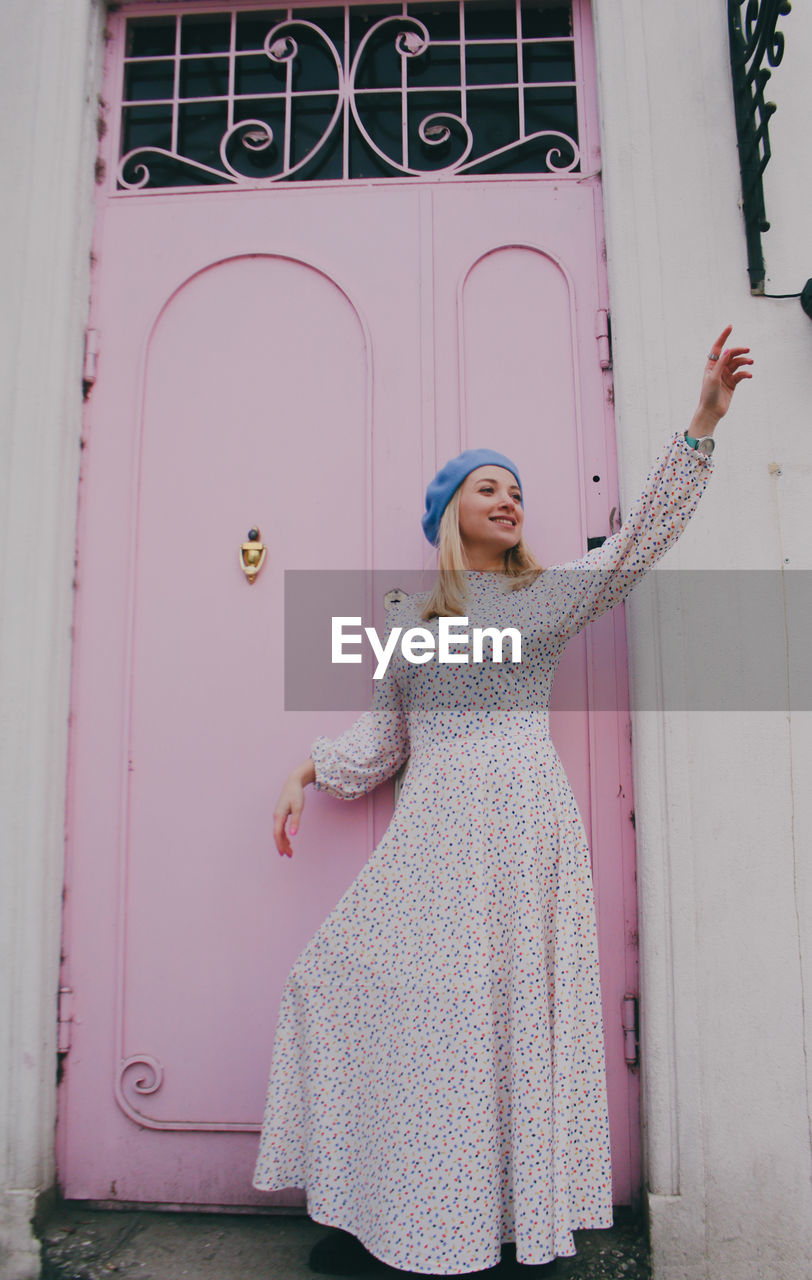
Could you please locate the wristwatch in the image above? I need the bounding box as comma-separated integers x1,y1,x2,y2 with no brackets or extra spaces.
685,433,715,456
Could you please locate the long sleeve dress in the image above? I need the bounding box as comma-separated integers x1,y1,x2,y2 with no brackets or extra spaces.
252,430,714,1273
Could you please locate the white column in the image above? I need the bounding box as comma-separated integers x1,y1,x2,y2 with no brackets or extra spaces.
0,0,104,1275
592,2,812,1277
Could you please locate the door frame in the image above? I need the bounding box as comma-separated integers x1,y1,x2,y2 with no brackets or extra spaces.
57,0,641,1209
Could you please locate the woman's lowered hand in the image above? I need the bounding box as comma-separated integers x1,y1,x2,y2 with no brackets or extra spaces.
274,758,316,858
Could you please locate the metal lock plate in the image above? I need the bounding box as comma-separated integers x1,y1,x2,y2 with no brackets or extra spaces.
384,588,408,608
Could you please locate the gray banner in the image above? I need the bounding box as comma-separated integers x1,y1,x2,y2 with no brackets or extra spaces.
283,569,811,711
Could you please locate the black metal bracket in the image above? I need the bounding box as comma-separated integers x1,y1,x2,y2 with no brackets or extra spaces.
727,0,792,293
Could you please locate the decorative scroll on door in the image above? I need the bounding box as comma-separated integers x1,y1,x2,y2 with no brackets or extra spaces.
118,1,581,187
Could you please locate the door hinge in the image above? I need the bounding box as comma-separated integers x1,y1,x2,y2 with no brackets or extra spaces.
622,994,639,1067
83,328,99,395
58,986,74,1054
595,308,612,370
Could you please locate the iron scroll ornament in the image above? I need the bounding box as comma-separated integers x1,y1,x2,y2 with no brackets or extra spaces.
727,0,792,292
347,15,579,178
119,20,346,188
118,10,581,188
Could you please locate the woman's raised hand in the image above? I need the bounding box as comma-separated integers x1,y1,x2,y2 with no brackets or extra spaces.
695,324,754,426
273,759,315,858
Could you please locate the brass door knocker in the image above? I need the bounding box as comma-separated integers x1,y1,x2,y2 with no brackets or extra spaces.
240,528,267,584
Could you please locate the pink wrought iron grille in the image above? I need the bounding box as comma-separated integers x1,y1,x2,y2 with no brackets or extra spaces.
117,1,582,186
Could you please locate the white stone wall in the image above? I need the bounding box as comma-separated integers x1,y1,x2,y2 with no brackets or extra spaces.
0,0,105,1275
593,1,812,1277
0,1,809,1277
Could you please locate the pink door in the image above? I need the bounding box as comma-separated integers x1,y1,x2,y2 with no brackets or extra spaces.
59,0,639,1209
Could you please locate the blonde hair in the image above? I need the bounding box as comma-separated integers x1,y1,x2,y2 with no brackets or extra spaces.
420,484,544,621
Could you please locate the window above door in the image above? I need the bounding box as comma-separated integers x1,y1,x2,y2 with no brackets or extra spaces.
115,0,583,187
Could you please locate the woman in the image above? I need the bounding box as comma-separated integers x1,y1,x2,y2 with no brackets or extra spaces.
253,328,752,1275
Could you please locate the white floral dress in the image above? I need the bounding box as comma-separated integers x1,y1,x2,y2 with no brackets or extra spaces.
253,431,714,1272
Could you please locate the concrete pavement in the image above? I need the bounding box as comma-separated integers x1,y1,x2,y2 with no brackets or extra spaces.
37,1205,650,1280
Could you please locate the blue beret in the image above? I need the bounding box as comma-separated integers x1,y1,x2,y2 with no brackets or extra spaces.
421,448,523,546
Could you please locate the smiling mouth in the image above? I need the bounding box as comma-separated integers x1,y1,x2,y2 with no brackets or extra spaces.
490,517,516,527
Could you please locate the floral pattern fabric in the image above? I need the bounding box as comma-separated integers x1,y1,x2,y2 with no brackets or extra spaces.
253,431,713,1272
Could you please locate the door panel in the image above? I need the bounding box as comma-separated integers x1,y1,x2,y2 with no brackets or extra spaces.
433,184,607,843
125,257,370,1126
61,187,426,1202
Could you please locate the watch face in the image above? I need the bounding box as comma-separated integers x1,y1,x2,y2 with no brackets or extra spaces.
697,437,715,455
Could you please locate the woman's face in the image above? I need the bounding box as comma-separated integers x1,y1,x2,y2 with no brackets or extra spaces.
457,465,523,560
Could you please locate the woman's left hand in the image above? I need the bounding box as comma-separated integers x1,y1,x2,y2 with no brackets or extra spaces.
696,324,754,424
